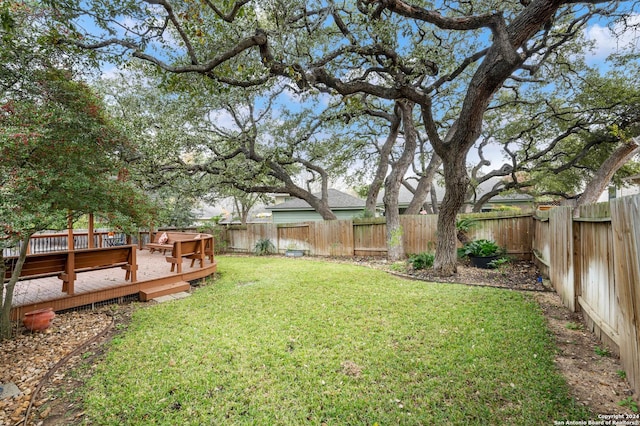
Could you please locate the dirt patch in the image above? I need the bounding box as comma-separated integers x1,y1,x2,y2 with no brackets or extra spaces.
1,258,637,425
340,360,363,378
533,291,636,416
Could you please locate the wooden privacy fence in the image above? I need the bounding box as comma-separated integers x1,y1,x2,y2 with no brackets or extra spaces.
534,196,640,394
221,213,533,259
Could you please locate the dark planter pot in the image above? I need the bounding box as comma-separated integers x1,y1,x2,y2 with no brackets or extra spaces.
23,307,56,331
469,255,499,269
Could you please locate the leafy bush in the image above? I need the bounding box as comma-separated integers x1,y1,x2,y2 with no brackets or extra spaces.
408,252,435,270
254,238,276,256
488,256,511,273
356,209,376,219
462,239,502,257
488,256,510,269
211,227,229,253
619,396,639,413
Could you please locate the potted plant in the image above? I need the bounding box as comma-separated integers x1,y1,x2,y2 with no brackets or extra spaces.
462,239,504,269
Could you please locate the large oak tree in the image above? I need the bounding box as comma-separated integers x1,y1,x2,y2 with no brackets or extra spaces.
50,0,638,274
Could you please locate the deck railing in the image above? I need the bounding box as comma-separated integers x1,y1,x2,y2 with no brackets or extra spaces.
2,230,153,257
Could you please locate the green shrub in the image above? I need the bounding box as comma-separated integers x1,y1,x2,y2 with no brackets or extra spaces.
462,239,502,257
211,226,228,253
488,256,510,268
409,252,435,270
488,256,511,274
254,238,276,256
492,205,522,212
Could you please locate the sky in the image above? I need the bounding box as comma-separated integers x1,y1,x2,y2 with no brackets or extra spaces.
584,14,640,67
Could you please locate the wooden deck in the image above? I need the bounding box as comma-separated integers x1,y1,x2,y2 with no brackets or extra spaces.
10,249,217,320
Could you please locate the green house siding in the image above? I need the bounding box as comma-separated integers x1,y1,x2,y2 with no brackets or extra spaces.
271,209,364,224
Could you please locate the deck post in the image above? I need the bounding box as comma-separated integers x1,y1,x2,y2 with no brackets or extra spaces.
63,214,76,294
67,214,75,251
88,213,95,248
175,242,183,273
129,246,137,282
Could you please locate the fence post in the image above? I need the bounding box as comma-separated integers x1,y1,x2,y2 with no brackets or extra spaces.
572,219,582,312
610,195,640,393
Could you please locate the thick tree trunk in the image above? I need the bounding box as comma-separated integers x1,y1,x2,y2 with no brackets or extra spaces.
575,138,640,213
365,107,401,215
240,210,249,225
314,203,338,220
433,159,469,275
384,185,404,261
385,101,417,261
306,197,338,220
429,183,439,214
1,234,32,340
233,198,249,225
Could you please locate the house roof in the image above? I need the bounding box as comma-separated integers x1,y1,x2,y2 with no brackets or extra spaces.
266,189,365,211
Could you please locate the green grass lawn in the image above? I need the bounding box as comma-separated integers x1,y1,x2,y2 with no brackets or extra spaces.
84,256,589,425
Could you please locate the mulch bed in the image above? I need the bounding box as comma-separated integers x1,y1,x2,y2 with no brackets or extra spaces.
347,256,549,292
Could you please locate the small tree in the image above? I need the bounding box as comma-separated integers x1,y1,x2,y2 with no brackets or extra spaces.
0,69,154,340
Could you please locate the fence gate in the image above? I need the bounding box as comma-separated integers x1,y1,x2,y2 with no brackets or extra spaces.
277,224,311,254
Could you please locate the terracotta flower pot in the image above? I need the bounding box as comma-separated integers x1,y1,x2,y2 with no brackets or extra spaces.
23,308,55,331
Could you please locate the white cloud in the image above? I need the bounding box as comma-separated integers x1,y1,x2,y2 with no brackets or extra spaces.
584,15,640,63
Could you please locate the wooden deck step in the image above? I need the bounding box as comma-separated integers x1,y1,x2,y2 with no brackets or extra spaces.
139,281,191,302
